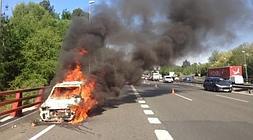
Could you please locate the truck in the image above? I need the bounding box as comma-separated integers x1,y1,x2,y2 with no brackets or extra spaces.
151,71,162,81
208,66,244,84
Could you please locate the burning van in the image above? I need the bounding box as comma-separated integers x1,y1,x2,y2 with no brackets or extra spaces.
40,81,85,122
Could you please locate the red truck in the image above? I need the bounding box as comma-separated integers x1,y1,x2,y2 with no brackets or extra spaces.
208,66,244,84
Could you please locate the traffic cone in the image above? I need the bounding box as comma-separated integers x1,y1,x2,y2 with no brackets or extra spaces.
171,88,175,95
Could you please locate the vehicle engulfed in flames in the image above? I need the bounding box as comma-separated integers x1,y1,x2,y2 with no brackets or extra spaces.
40,81,85,122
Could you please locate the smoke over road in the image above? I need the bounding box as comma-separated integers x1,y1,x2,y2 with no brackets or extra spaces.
54,0,252,103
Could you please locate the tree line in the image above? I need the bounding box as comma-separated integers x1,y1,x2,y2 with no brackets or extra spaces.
0,1,252,91
160,43,253,82
0,0,89,90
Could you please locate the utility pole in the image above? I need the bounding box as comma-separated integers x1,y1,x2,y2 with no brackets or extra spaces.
242,50,249,83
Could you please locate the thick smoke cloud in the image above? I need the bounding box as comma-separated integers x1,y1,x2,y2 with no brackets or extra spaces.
53,0,252,104
108,0,252,65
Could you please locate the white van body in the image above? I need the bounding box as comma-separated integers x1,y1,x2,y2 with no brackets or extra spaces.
163,76,174,83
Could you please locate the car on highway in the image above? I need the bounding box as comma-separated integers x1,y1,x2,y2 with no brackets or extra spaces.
40,81,85,122
182,76,193,83
203,77,233,92
163,75,174,83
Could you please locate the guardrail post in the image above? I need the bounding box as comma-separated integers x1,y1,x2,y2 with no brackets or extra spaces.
35,88,45,108
10,92,23,117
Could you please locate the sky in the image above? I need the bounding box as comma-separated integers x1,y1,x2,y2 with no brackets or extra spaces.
2,0,253,65
2,0,102,16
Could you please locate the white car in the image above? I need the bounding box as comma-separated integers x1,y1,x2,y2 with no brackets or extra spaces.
163,76,174,83
40,81,85,122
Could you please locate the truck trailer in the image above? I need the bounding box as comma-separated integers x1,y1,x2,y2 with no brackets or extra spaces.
208,66,244,84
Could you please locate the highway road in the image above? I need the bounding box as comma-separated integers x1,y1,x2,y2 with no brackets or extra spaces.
1,81,253,140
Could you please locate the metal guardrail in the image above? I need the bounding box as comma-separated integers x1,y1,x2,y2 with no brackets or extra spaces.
0,87,46,117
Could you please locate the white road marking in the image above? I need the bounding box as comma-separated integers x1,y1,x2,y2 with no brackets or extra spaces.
29,125,56,140
175,94,193,101
155,129,174,140
138,100,146,104
216,95,249,103
233,92,253,96
0,110,38,128
134,92,139,95
22,106,36,112
138,97,144,100
143,110,154,115
0,106,37,124
136,94,141,98
131,85,138,92
148,117,161,124
0,116,14,122
141,104,150,108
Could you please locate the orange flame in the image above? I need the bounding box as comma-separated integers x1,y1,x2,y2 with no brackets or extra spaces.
70,80,96,124
65,65,85,81
58,48,97,124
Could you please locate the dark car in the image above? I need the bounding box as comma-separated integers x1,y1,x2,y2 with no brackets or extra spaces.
203,77,233,92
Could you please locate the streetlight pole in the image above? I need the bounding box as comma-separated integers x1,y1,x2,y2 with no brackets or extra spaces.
88,0,95,22
88,1,95,73
242,50,249,83
0,0,2,29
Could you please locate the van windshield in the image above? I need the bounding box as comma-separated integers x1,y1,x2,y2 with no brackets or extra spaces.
51,87,80,99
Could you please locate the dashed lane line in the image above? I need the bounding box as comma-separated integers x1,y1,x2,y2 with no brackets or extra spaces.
175,94,193,101
131,85,174,139
141,104,150,109
147,117,161,124
138,100,146,104
155,129,174,140
143,110,154,115
131,85,138,93
216,94,249,103
29,124,56,140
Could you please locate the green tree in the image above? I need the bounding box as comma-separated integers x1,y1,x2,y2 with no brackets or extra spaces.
182,59,191,68
72,8,89,18
61,9,71,20
209,50,220,63
8,2,69,88
39,0,54,15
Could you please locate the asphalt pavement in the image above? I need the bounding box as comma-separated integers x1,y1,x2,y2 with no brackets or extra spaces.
0,80,253,140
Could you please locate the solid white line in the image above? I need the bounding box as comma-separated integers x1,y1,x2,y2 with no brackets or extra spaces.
0,116,14,122
0,107,37,124
233,92,253,96
29,125,56,140
155,129,174,140
143,110,154,115
216,95,249,103
22,106,36,112
0,110,38,128
141,104,150,108
138,100,146,104
147,117,161,124
175,94,193,101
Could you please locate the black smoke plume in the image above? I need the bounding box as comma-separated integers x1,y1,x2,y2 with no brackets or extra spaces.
53,0,252,103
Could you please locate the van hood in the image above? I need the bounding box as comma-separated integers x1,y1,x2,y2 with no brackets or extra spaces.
41,97,81,110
